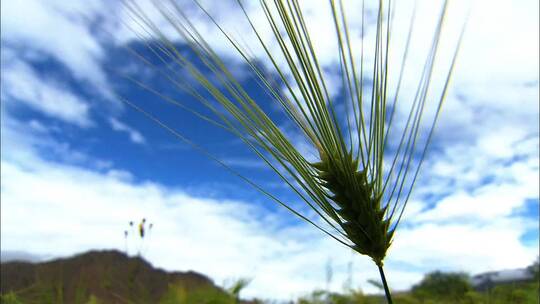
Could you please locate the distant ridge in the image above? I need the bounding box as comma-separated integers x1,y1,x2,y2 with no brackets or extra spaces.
0,250,46,263
0,249,229,303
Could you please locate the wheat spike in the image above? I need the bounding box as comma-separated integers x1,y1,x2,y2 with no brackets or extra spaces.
118,0,467,302
312,150,391,264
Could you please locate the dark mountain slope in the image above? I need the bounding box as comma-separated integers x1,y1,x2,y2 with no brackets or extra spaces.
0,250,229,303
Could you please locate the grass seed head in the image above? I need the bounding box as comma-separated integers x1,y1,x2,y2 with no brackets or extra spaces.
313,151,391,264
120,0,465,270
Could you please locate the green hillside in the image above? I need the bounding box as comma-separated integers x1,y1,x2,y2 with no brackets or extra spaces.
0,250,236,304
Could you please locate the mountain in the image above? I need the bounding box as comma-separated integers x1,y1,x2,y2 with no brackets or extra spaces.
0,250,234,303
0,250,47,263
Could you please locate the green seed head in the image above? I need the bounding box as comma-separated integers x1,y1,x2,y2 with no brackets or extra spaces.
120,0,465,268
313,151,392,264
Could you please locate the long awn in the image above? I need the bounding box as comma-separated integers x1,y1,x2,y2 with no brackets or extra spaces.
118,0,466,302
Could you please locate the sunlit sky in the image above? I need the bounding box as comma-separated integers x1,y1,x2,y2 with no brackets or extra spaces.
1,0,538,300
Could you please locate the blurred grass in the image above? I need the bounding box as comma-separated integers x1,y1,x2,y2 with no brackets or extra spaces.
2,274,538,303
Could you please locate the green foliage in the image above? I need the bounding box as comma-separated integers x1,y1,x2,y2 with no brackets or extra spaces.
160,283,235,304
294,280,539,304
392,294,419,304
159,284,188,304
486,283,539,304
3,273,538,304
226,277,251,302
462,291,484,304
411,271,472,302
75,282,88,304
85,295,102,304
527,257,539,281
297,289,381,304
0,292,23,304
8,277,65,304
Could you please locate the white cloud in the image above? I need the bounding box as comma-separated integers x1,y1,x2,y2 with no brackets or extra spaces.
1,59,93,127
0,113,107,171
457,0,539,84
109,117,146,144
390,218,537,273
411,153,538,223
0,0,111,97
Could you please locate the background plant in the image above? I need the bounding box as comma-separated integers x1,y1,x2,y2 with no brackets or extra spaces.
411,271,472,302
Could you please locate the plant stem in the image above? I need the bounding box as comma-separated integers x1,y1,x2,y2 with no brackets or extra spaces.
378,264,393,304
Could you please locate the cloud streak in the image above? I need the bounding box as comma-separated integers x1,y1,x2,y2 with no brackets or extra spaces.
1,0,110,96
1,57,93,127
109,117,146,144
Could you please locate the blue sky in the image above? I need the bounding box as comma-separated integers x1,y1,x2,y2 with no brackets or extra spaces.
1,0,539,300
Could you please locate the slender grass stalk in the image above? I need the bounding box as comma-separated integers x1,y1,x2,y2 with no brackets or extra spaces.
378,264,393,303
118,0,466,301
